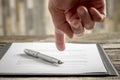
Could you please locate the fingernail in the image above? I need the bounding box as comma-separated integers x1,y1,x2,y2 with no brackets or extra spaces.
71,20,80,29
57,43,65,51
74,32,84,37
85,24,93,29
77,7,84,16
72,23,80,29
58,46,65,51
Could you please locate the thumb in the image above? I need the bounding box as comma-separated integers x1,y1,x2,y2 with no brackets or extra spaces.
55,29,65,51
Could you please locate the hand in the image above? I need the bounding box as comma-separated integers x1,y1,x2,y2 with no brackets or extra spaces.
49,0,106,51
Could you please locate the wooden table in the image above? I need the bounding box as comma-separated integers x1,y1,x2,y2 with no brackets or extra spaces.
0,33,120,80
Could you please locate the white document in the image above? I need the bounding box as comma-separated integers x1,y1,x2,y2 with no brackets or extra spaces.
0,42,107,75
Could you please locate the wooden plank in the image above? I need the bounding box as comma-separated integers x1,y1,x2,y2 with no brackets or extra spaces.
24,0,34,35
33,0,46,36
9,0,17,35
1,0,7,35
17,0,26,35
0,33,120,43
67,33,120,43
102,44,120,49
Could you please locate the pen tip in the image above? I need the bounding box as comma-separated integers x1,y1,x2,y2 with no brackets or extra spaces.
58,60,63,64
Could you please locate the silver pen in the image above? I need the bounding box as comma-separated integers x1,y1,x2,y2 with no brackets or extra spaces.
24,49,63,64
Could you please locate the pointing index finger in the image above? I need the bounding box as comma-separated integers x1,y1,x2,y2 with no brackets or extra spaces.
55,29,65,51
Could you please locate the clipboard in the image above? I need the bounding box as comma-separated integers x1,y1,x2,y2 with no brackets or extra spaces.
0,43,119,76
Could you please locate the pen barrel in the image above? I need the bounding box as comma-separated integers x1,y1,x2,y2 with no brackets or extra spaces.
24,49,62,64
37,53,59,63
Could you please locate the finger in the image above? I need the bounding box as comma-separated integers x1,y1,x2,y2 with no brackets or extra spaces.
69,19,85,34
55,29,65,51
77,6,95,29
49,3,73,38
90,7,106,22
65,11,84,35
57,21,73,38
